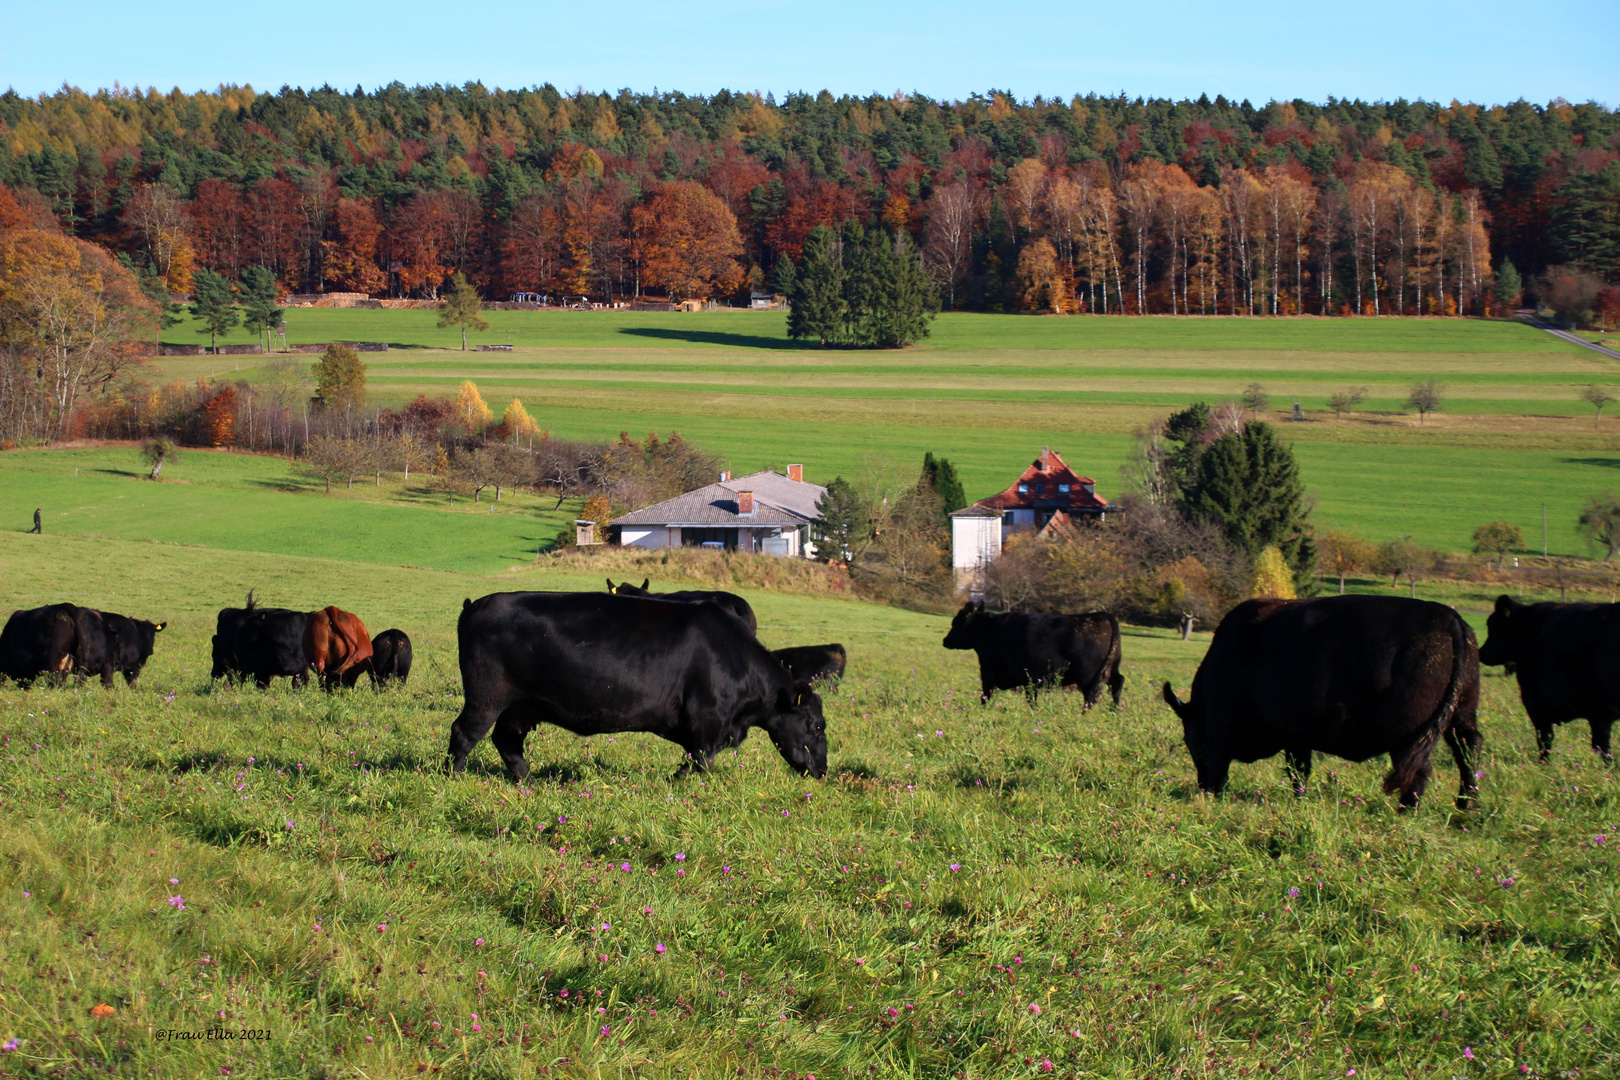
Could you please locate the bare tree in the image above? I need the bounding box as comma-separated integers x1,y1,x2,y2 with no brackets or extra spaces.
923,183,979,310
1406,378,1444,425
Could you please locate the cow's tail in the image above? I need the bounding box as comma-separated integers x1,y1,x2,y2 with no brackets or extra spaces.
1383,609,1471,797
1104,614,1123,684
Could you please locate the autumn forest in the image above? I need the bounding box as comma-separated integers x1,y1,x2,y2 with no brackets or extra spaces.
1,82,1618,316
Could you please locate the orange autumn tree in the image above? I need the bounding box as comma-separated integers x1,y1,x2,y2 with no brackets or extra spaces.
634,181,745,301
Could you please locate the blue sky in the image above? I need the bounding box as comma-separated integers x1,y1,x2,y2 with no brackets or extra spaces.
2,0,1614,106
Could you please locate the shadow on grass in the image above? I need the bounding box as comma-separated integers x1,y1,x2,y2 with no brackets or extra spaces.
93,468,143,479
617,326,820,351
1564,456,1620,470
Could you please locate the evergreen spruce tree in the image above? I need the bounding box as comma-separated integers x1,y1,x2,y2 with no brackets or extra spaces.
240,266,284,352
1181,422,1316,592
814,476,868,562
787,225,846,346
189,267,238,351
920,452,967,515
1494,259,1523,309
867,230,936,347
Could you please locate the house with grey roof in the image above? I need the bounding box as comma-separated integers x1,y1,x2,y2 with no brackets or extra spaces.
609,465,825,558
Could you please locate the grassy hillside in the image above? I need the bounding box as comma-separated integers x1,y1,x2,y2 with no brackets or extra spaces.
2,533,1618,1078
144,311,1620,557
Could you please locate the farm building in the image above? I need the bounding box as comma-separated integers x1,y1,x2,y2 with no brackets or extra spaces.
609,465,824,557
950,447,1112,578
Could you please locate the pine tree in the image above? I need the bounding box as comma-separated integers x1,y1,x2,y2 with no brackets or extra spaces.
814,476,869,562
920,452,967,514
1181,422,1316,592
1494,259,1523,309
239,266,284,352
189,267,238,351
787,225,846,346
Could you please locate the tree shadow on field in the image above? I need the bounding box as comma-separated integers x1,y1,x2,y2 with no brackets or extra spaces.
617,326,820,351
93,468,142,479
1564,456,1620,470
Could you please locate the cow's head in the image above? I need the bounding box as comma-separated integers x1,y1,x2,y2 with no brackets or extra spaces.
764,680,828,778
607,578,651,596
1477,594,1522,667
1161,681,1211,789
942,601,986,650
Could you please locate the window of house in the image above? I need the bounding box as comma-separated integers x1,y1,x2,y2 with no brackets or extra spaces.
1059,483,1070,493
1017,483,1028,493
1034,483,1044,494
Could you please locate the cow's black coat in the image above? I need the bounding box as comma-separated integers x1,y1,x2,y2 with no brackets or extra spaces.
369,628,413,686
1478,595,1620,760
0,604,80,686
1162,595,1482,808
211,593,310,688
772,643,847,685
0,604,163,687
448,591,826,780
73,609,165,686
606,579,758,635
942,602,1124,707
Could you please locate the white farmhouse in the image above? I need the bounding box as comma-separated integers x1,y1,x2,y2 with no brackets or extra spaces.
609,465,825,557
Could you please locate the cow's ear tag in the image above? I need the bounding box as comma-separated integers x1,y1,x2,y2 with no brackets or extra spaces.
155,622,167,632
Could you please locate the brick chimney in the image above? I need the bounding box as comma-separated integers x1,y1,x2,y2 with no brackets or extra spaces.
787,463,804,482
737,491,755,516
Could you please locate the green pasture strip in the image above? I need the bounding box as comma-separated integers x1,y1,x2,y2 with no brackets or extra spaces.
160,308,1582,355
0,448,578,574
2,537,1618,1078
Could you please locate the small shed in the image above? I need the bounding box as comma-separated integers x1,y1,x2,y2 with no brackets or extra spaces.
573,519,600,546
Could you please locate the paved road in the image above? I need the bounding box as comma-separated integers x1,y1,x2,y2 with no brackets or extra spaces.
1517,313,1620,361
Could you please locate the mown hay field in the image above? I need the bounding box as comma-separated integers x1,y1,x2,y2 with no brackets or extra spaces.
153,311,1620,556
1,530,1618,1079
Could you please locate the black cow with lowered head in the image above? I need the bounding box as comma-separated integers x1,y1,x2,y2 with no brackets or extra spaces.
1478,595,1620,760
211,592,310,688
368,628,413,687
942,601,1124,707
72,609,166,687
0,604,81,686
448,591,826,781
1162,595,1482,809
772,643,847,686
606,578,758,635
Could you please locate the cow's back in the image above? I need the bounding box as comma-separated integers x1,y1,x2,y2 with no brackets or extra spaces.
1204,596,1472,760
0,605,79,680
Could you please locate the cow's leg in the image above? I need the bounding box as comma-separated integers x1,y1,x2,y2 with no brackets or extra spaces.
1533,721,1556,763
1444,722,1483,809
1284,748,1312,795
255,671,272,690
447,700,503,774
1587,718,1613,761
122,669,139,688
673,745,718,778
1108,669,1125,710
490,717,531,782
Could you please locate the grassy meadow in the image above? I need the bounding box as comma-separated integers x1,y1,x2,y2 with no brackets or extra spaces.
0,311,1616,1077
153,310,1620,556
2,530,1619,1079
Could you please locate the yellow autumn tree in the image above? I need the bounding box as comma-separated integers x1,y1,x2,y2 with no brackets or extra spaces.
1016,238,1070,313
1250,546,1297,599
455,380,493,432
502,398,539,441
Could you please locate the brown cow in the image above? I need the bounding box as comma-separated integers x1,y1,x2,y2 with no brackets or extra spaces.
304,606,374,690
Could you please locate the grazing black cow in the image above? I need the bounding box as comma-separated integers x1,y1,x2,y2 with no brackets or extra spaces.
1478,595,1620,761
72,609,166,687
211,593,310,688
942,602,1124,707
448,591,827,781
772,643,847,686
369,628,413,687
0,604,80,686
1162,595,1482,809
606,578,759,635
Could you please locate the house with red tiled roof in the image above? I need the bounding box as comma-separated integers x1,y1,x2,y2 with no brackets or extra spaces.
949,447,1112,580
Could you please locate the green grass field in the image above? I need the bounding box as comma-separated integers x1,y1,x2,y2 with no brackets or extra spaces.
1,311,1617,1077
150,310,1620,557
2,531,1619,1079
